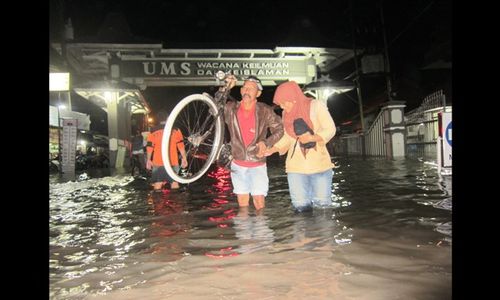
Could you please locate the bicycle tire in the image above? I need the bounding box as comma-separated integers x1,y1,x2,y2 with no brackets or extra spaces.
162,94,224,184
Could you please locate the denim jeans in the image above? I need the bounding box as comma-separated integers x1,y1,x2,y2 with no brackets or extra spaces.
287,169,333,212
230,162,269,196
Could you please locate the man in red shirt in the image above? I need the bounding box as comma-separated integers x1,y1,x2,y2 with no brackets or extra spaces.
146,110,188,191
222,76,283,211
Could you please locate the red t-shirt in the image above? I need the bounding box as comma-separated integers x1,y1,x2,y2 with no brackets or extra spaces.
234,104,265,167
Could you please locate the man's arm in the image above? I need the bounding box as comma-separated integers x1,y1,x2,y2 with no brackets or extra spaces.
256,107,284,157
264,106,284,147
221,75,237,125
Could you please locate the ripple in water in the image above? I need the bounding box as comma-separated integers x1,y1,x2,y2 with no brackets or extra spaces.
50,157,451,299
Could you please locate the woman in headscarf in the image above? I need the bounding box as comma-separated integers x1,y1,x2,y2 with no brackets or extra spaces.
264,81,336,212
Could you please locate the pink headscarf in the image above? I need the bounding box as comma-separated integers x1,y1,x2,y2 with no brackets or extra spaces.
273,81,314,138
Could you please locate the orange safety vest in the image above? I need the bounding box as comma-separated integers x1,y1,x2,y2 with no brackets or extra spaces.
146,125,185,167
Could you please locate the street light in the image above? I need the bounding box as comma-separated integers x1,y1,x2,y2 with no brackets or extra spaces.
104,91,113,103
50,72,72,111
49,73,70,92
304,80,355,93
304,79,360,157
304,80,355,100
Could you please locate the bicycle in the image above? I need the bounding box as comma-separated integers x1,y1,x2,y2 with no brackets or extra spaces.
161,71,234,184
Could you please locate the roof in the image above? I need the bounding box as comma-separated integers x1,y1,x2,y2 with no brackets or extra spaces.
73,80,151,114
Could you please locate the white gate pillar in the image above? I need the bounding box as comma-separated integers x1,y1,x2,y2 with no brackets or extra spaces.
106,91,132,168
381,101,406,159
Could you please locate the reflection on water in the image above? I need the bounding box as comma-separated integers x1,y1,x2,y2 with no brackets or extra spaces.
233,207,275,254
144,191,192,260
49,157,451,299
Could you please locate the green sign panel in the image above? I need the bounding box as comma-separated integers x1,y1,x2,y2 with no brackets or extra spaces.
118,59,314,81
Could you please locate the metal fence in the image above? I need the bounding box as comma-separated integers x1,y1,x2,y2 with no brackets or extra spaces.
405,90,445,124
364,108,386,156
405,90,447,159
332,103,387,157
332,90,449,159
405,119,438,159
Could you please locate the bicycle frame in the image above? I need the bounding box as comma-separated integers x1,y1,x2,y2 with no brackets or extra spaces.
160,72,234,184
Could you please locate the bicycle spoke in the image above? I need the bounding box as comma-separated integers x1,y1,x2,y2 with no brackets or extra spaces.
163,94,223,183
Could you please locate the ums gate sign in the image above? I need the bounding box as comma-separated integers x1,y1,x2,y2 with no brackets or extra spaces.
116,58,316,84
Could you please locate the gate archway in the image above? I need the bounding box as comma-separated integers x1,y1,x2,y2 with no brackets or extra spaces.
51,42,355,168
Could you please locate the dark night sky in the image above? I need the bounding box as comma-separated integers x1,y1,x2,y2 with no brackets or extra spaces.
50,0,451,132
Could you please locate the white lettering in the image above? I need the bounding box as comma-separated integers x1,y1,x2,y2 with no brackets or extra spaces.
180,62,191,75
143,62,156,75
160,62,176,75
139,61,296,77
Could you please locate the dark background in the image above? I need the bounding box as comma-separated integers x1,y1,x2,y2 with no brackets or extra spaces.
50,0,451,133
44,2,500,298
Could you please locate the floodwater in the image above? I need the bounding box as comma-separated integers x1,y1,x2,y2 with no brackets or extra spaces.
49,156,451,300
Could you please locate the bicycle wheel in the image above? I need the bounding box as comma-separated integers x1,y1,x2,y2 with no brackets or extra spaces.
162,94,224,184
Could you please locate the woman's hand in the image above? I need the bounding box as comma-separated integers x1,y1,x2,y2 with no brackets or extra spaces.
298,132,314,144
263,146,279,157
256,141,267,158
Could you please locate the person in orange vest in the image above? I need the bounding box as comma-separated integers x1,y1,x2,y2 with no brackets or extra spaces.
146,110,188,191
